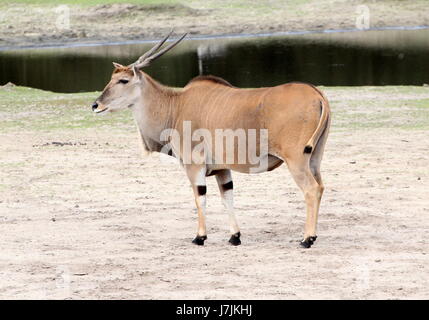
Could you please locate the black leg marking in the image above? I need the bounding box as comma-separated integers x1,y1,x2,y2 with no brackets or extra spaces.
197,185,207,196
228,232,241,246
303,145,313,154
300,235,317,248
192,235,207,246
221,181,233,192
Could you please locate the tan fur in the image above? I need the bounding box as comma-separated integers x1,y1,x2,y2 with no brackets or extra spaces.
94,66,331,247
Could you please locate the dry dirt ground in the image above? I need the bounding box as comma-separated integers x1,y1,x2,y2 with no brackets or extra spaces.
0,85,428,299
0,0,429,49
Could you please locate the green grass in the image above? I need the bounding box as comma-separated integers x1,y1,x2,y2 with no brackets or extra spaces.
323,86,429,130
332,98,429,130
0,85,428,133
0,0,179,5
0,86,134,132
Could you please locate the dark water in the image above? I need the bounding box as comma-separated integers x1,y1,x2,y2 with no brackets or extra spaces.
1,28,429,93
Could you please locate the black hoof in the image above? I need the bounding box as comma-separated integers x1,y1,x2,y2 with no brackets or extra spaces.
192,235,207,246
229,232,241,246
300,236,317,248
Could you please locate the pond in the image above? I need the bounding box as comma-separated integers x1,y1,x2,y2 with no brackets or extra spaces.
0,28,428,93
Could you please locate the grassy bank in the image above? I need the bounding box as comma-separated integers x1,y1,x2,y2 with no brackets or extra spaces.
0,0,428,49
0,0,179,4
1,85,428,133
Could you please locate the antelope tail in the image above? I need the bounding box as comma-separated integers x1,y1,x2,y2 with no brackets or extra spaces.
304,98,329,154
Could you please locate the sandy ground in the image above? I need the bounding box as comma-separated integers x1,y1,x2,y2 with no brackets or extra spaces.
0,86,428,299
0,0,429,49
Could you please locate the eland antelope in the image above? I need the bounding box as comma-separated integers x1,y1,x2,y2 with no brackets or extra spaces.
91,32,331,248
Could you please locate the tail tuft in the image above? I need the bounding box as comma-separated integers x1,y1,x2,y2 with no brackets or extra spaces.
303,145,313,154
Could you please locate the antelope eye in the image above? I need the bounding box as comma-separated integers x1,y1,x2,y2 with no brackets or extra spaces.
118,79,129,84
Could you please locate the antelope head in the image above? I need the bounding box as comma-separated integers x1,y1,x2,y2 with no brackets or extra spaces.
91,31,187,114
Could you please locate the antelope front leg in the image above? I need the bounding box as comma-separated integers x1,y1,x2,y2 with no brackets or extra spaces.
185,165,208,245
215,169,241,246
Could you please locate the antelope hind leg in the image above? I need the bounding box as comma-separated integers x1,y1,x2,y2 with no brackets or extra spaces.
286,157,324,249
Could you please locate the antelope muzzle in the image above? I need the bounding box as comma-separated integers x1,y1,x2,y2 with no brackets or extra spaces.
91,101,108,114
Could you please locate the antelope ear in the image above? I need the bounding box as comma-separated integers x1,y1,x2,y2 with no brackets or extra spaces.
112,62,124,69
132,65,143,80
